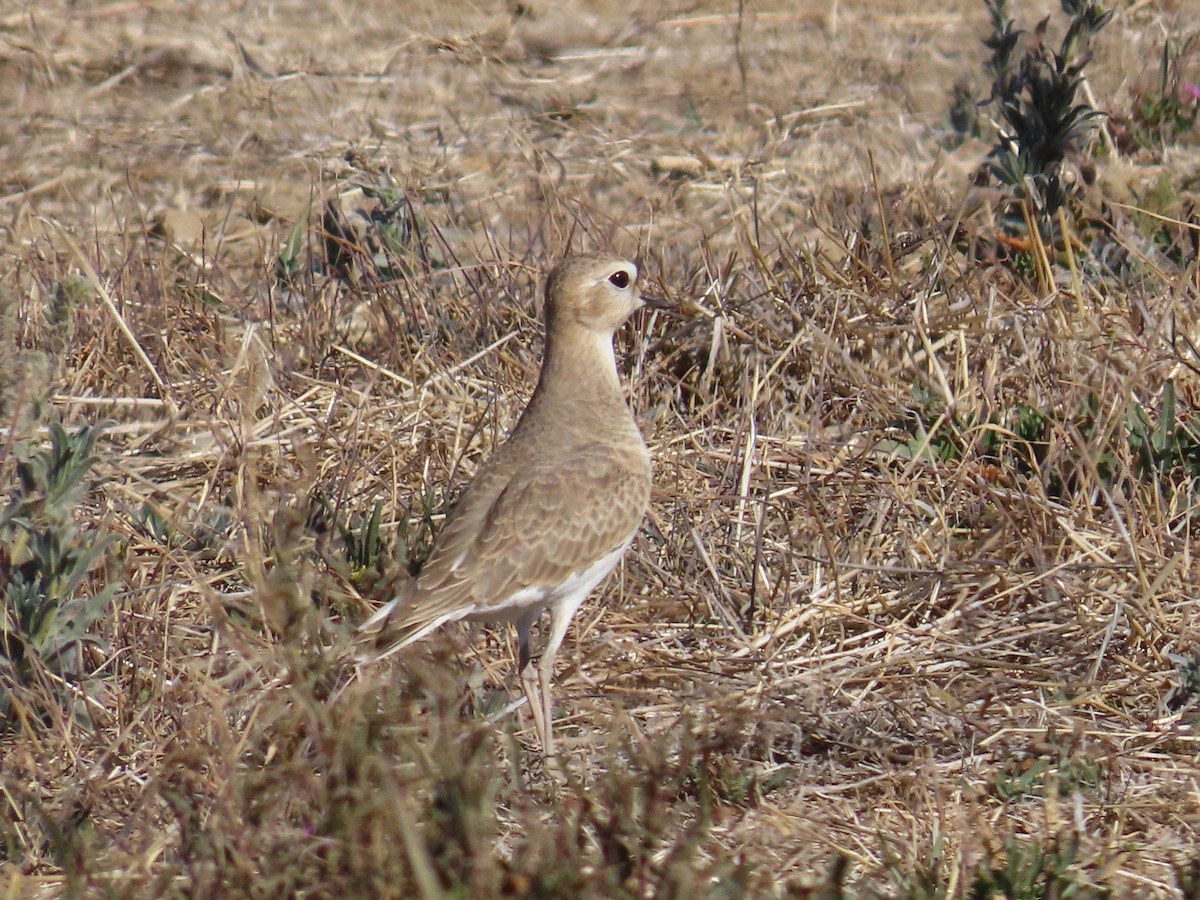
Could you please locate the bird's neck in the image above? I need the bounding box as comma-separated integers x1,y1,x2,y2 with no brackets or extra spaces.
534,323,625,409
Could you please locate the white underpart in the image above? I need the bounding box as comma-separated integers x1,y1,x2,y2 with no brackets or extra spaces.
363,537,633,662
468,538,631,624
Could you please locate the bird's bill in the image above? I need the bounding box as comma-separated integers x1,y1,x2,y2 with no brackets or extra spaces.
639,293,679,315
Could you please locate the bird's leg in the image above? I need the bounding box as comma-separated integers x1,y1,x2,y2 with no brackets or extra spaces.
520,662,551,756
516,611,551,753
538,659,554,759
535,596,587,758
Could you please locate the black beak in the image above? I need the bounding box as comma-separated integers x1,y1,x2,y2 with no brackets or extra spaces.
640,293,680,316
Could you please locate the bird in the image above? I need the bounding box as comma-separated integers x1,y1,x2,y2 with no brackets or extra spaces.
358,253,658,755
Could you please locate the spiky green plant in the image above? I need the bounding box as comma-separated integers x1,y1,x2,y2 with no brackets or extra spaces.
1127,380,1200,483
274,215,308,290
969,834,1099,899
981,0,1113,229
0,421,115,725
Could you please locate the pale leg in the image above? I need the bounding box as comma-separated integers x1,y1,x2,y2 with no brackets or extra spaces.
519,662,550,755
516,609,551,753
536,593,588,758
538,662,554,757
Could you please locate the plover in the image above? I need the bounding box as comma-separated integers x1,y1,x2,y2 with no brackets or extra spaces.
360,253,657,754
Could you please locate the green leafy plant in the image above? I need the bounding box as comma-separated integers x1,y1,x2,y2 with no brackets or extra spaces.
308,489,440,604
335,498,401,597
969,834,1102,899
978,0,1113,240
0,421,115,725
274,216,308,290
322,169,442,284
886,390,1046,470
357,176,424,274
888,381,1200,501
885,387,979,464
1175,855,1200,900
340,499,386,579
881,832,950,900
1127,380,1200,483
1131,35,1200,147
133,500,175,546
1164,650,1200,713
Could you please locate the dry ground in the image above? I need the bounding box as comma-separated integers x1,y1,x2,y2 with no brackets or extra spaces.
3,0,1200,896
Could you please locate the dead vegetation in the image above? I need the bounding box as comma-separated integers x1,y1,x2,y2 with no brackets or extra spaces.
3,0,1200,896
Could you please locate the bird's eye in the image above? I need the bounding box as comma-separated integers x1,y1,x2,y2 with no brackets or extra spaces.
608,270,630,289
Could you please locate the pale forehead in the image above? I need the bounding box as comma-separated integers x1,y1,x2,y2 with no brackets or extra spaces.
559,253,637,284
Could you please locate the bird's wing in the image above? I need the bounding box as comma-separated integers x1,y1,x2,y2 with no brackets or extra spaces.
364,441,650,650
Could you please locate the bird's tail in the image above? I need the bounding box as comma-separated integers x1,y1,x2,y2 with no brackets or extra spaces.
343,578,453,667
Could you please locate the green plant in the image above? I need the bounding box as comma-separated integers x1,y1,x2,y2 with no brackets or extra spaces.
340,499,386,579
0,421,115,725
133,500,175,546
274,215,308,290
885,387,977,464
947,80,985,144
980,0,1113,233
969,834,1101,899
886,382,1200,500
1164,650,1200,713
322,169,440,284
881,831,950,899
1127,380,1200,483
886,391,1045,470
309,488,440,600
357,175,424,274
1175,855,1200,900
1132,35,1200,147
331,497,402,598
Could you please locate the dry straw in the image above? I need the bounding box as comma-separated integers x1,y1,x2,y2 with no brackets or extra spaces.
1,0,1199,895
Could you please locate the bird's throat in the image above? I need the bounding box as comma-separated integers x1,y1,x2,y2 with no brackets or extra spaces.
537,324,624,405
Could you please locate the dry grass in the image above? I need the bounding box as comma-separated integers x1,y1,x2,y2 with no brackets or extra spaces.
3,0,1200,896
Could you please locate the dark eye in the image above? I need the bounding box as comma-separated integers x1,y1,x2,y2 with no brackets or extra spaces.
608,270,630,289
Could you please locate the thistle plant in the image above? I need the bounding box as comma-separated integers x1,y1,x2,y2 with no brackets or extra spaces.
0,421,114,725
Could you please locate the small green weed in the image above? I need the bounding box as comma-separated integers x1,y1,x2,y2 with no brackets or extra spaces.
328,490,440,586
322,166,446,285
889,381,1200,503
1127,380,1200,483
1176,855,1200,900
969,833,1105,899
1129,35,1200,148
0,421,115,726
339,499,387,581
881,831,950,899
1164,650,1200,713
274,215,308,291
